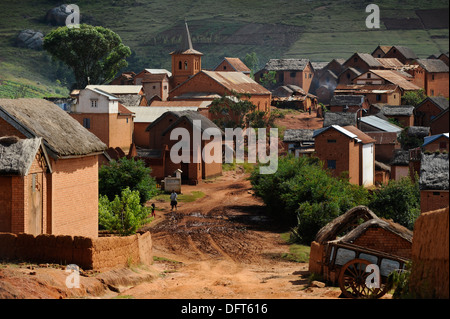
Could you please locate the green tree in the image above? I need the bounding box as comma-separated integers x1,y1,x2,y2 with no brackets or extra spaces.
99,157,158,205
259,71,277,89
243,52,259,77
43,24,131,89
209,91,257,129
368,176,420,230
401,89,426,107
99,187,151,236
250,155,369,244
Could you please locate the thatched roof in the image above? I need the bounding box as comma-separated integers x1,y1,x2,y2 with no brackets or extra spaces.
382,105,414,116
330,95,365,106
264,58,311,71
283,129,314,143
0,136,50,176
390,149,410,166
331,218,413,244
415,59,449,73
407,126,430,138
0,98,107,158
323,112,357,127
315,206,378,244
419,153,449,191
315,205,413,245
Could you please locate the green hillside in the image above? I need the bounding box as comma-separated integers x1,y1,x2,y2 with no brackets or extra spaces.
0,0,448,97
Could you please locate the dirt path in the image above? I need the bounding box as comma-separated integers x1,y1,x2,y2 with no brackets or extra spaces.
120,170,341,299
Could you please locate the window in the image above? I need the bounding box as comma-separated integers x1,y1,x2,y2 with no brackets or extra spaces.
164,85,168,90
184,61,188,70
152,86,156,89
354,57,358,62
432,74,435,80
90,99,98,108
305,73,308,79
178,61,182,70
290,72,296,78
327,139,337,143
367,73,371,79
309,73,312,78
223,65,227,70
439,142,447,149
83,118,90,129
346,73,351,79
431,90,435,96
327,160,337,169
376,94,382,101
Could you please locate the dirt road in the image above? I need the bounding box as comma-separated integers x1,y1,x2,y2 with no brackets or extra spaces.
121,170,341,299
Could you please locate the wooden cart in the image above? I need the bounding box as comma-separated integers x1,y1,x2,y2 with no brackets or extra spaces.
323,242,409,299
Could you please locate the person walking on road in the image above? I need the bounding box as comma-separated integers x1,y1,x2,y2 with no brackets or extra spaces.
170,190,178,212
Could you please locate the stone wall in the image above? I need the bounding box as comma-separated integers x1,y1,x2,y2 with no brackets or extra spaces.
0,231,152,272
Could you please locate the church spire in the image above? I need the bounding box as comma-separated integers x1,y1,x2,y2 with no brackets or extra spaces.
171,19,202,55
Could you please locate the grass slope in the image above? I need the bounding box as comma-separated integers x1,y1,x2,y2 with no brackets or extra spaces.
0,0,448,97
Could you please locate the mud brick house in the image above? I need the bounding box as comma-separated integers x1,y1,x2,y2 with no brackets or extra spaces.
359,115,402,163
352,69,421,96
271,85,318,111
313,125,375,186
334,84,402,105
422,133,449,153
69,87,134,154
213,57,251,76
282,129,315,157
380,105,415,128
389,149,410,181
328,95,370,113
410,59,449,98
383,46,418,65
337,67,362,86
438,52,449,66
84,84,147,107
371,45,393,59
419,152,449,213
311,59,345,104
254,58,315,93
431,108,449,135
143,110,223,184
133,68,172,86
342,53,383,73
169,70,272,119
0,98,107,238
309,206,413,281
415,96,449,127
126,105,199,148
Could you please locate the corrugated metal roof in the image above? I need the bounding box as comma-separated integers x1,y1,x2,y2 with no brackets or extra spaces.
126,106,199,123
366,70,421,91
423,133,449,147
359,115,403,133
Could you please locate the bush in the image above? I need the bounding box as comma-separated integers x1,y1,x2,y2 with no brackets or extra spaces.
99,157,158,204
99,187,151,236
368,176,420,230
250,155,369,244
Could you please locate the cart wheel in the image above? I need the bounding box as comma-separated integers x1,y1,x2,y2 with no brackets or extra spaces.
338,259,390,299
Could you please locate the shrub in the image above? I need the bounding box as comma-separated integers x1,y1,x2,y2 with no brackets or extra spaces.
99,157,158,204
368,176,420,230
99,187,151,236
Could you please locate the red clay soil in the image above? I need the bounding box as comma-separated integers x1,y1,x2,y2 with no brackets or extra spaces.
0,171,341,300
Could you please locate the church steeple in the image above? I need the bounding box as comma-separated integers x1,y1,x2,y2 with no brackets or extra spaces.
170,20,203,87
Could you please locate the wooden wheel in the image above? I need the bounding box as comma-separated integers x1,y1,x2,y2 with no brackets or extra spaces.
338,259,390,299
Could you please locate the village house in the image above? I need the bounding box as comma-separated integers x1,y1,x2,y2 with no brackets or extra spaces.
271,84,318,112
334,83,402,105
431,108,449,135
313,125,375,187
328,95,370,113
310,58,345,104
390,149,410,181
337,67,362,86
0,98,106,238
126,105,200,148
438,52,449,66
143,110,223,184
69,87,135,154
133,68,172,86
84,84,147,107
419,152,449,213
352,69,421,96
358,115,402,163
141,73,170,102
409,59,449,98
254,58,315,93
371,45,393,59
213,57,251,76
282,129,315,157
422,133,449,153
414,96,449,127
342,53,383,73
383,46,418,65
380,105,415,128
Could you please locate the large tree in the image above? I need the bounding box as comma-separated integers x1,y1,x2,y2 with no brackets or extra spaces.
43,24,131,89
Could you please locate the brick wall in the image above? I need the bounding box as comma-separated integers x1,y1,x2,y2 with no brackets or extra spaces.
431,110,449,135
423,136,449,152
410,207,449,298
0,118,26,138
0,231,153,272
49,155,99,238
415,100,443,127
70,113,110,147
352,227,412,259
420,190,450,213
0,177,12,232
426,72,449,98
